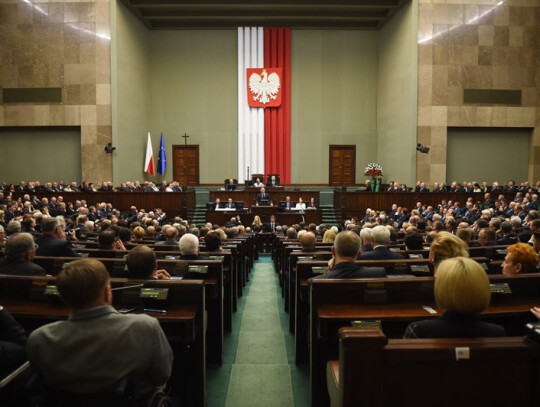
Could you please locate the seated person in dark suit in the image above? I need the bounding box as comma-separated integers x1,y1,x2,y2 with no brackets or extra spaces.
35,218,81,258
154,226,179,246
179,233,210,260
266,215,280,233
89,230,126,258
27,259,173,401
267,175,279,187
281,196,294,210
126,245,171,279
251,215,264,233
359,228,373,252
358,226,403,260
225,178,237,191
404,257,505,338
314,231,386,279
224,198,236,210
404,232,424,251
0,306,27,378
255,187,272,206
478,227,497,247
204,231,223,252
299,232,319,252
0,233,46,276
496,221,517,245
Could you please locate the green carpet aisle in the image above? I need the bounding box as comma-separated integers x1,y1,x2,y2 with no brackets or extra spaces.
206,257,309,407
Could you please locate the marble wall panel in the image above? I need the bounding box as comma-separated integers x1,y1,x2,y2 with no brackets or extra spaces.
417,0,539,185
0,0,112,183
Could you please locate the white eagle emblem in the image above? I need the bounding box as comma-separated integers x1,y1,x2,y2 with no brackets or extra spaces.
249,69,281,105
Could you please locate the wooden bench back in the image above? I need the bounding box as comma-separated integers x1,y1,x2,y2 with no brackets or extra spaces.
331,327,540,407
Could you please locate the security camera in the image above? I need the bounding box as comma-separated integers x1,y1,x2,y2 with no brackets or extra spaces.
416,143,430,154
105,143,116,154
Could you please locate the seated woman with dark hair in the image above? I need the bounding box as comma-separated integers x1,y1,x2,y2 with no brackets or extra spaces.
502,242,539,276
404,257,505,339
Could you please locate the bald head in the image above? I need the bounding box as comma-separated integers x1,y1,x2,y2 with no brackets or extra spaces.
300,232,316,251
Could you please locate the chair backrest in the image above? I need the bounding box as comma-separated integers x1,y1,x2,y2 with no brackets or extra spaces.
335,327,540,407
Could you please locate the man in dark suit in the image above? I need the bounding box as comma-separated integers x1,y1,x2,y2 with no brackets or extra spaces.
225,179,237,191
155,227,179,246
255,187,272,205
179,233,210,260
313,231,386,279
268,175,279,187
0,232,47,276
358,225,404,260
267,215,279,233
225,198,236,210
126,245,171,279
478,227,497,247
496,221,517,245
35,218,81,258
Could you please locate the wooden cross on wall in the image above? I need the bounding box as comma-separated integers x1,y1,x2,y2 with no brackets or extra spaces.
182,133,190,145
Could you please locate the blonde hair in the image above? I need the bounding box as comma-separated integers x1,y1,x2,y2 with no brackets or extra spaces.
322,229,336,243
435,257,491,314
133,226,145,240
430,231,469,266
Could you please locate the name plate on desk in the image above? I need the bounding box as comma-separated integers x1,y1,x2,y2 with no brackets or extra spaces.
44,285,59,296
209,256,225,261
351,320,381,329
298,256,314,262
409,253,424,259
188,265,208,274
312,267,329,274
410,265,430,274
140,288,169,300
490,283,512,295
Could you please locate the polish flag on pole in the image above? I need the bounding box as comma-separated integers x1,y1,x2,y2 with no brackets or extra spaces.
144,132,155,175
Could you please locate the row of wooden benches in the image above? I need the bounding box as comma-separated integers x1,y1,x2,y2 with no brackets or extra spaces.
0,233,259,407
270,236,540,406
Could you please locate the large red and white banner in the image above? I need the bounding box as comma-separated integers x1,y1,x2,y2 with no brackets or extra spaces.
238,27,290,184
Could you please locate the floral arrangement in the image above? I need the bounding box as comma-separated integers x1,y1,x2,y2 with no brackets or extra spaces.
364,163,383,177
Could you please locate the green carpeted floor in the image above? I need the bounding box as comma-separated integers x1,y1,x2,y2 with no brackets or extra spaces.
206,257,309,407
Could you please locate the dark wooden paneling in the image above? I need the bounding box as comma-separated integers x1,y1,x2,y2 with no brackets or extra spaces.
339,191,518,220
11,191,196,218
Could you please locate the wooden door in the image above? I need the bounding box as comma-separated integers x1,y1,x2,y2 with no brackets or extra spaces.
173,145,199,186
329,145,356,186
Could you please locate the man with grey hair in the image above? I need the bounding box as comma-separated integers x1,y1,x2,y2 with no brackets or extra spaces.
0,232,46,276
313,231,386,279
179,233,210,260
358,225,403,260
6,220,21,236
359,228,373,252
35,218,80,258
